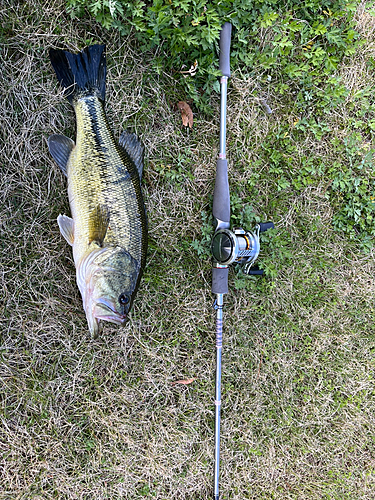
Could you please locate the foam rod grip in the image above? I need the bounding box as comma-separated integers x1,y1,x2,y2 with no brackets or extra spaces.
213,158,230,225
259,222,275,232
212,267,229,294
248,268,264,275
219,23,232,77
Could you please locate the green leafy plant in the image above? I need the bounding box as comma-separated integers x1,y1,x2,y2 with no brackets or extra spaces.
191,211,213,258
66,0,361,106
329,134,375,246
66,0,374,250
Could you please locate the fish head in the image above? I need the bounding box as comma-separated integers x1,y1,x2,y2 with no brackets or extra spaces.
78,246,141,337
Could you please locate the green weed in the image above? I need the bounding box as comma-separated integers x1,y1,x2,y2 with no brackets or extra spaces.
66,0,362,105
2,1,375,499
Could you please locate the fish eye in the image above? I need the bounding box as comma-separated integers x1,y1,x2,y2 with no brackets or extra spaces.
119,294,130,305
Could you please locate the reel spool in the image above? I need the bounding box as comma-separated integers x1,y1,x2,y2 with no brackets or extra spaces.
211,222,274,275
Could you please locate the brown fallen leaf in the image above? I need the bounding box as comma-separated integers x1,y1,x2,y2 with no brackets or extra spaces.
171,378,196,386
177,101,193,129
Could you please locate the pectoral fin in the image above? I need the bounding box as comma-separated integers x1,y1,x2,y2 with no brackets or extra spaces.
88,205,109,246
119,130,144,179
48,134,75,176
57,214,74,245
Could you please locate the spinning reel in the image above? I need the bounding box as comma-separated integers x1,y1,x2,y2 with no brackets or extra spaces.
211,222,274,275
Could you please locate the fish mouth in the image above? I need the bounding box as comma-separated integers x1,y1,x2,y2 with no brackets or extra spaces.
93,300,127,325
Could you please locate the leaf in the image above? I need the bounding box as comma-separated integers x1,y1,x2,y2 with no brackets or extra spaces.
177,101,193,129
171,378,196,386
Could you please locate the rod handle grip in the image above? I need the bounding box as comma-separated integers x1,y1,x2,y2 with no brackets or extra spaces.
213,159,230,226
219,23,232,77
212,267,228,294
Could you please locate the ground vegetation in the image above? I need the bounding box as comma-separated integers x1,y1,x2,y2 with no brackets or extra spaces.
1,0,375,498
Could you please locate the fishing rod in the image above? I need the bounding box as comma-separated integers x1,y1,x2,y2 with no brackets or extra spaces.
211,23,274,500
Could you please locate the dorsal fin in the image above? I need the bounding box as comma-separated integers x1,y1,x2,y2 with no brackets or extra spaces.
88,205,109,245
119,130,144,179
48,135,75,176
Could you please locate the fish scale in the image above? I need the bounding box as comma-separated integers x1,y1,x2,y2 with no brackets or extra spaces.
48,45,147,336
69,95,144,268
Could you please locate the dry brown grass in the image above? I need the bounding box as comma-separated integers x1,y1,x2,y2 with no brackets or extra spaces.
1,1,375,499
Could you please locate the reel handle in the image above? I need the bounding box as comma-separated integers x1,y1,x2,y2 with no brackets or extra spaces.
247,267,264,276
259,221,275,232
219,22,232,77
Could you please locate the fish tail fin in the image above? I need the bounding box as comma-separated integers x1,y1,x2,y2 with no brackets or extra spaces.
49,45,106,104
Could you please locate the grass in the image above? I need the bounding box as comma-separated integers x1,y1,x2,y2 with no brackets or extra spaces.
1,0,375,499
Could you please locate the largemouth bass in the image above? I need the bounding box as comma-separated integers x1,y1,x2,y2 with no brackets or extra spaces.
48,45,147,337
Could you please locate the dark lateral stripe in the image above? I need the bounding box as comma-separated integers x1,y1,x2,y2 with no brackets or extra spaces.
75,95,148,270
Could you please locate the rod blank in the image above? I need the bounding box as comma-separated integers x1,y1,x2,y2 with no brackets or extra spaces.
213,22,232,500
213,293,223,500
